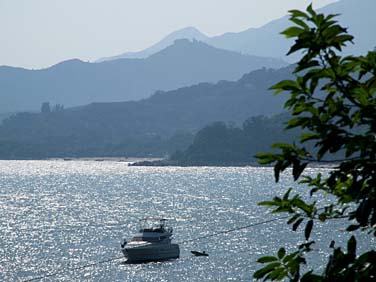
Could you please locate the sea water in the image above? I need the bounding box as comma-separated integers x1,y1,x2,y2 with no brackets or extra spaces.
0,160,373,281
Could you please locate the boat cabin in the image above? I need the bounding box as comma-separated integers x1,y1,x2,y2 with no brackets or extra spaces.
130,218,173,243
138,218,172,233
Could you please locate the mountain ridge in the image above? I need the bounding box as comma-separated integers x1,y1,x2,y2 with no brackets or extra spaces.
96,27,209,62
96,0,375,63
0,40,287,113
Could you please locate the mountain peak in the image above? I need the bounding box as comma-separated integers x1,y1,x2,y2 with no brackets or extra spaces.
176,26,201,32
96,26,208,62
166,26,207,41
48,58,86,70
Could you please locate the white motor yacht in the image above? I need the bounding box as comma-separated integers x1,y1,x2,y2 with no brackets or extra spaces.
121,218,180,263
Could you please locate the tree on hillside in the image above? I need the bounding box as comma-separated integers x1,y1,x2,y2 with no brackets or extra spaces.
254,5,375,281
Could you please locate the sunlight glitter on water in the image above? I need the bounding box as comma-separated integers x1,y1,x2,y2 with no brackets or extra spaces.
0,160,373,281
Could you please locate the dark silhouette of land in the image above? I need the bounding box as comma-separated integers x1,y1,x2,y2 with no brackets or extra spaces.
0,40,286,113
131,113,297,166
0,67,293,159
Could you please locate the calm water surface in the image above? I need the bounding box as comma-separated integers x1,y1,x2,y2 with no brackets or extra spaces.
0,160,373,281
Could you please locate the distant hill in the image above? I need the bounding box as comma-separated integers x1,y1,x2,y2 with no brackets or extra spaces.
0,66,292,159
0,40,287,113
98,0,375,63
96,27,209,62
207,0,376,61
169,114,296,166
0,112,14,123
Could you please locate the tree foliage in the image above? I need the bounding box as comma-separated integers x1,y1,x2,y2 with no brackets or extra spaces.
254,5,376,281
170,114,298,166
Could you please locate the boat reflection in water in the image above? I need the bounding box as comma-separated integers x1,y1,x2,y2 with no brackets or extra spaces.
121,218,180,263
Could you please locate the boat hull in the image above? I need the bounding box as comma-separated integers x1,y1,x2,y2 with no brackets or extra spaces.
122,243,180,263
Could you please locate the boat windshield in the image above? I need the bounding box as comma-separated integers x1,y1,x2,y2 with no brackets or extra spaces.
139,218,169,233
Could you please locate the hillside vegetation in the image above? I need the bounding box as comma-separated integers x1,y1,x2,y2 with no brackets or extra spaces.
0,67,293,159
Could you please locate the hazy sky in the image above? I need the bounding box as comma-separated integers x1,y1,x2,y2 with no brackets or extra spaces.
0,0,337,69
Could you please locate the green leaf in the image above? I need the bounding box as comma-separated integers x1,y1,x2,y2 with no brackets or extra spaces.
290,17,309,30
282,26,305,38
258,200,276,206
283,188,292,201
257,256,278,263
271,80,300,94
282,251,299,263
329,241,335,248
268,268,286,280
293,161,307,181
277,248,286,259
289,9,308,18
300,133,319,142
294,199,312,214
306,4,316,18
346,224,360,232
271,143,294,150
293,218,304,231
287,43,305,56
274,162,283,183
253,262,281,279
287,214,300,225
332,34,354,46
255,152,276,164
347,235,357,257
305,220,314,240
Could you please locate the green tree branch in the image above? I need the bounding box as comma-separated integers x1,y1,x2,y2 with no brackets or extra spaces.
254,4,376,281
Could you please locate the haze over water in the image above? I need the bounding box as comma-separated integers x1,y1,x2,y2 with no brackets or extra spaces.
0,160,373,281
